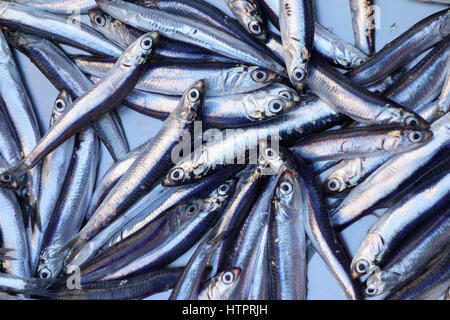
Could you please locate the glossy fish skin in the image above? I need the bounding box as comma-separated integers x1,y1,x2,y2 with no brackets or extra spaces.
122,82,300,127
268,169,307,300
247,223,270,300
384,36,450,110
293,155,363,300
0,189,30,279
351,163,449,279
88,8,237,63
37,125,99,280
96,0,286,75
9,0,97,14
0,2,122,57
307,57,429,128
64,80,204,265
37,268,183,300
74,56,277,97
198,267,241,300
224,0,268,42
258,0,280,29
162,98,345,187
29,91,76,274
385,250,450,300
349,0,376,56
7,32,131,162
279,0,314,89
289,126,432,162
331,112,450,229
0,108,21,168
364,213,450,297
5,32,157,177
347,9,450,85
436,73,450,116
93,180,234,282
0,31,41,208
226,175,278,300
86,140,153,221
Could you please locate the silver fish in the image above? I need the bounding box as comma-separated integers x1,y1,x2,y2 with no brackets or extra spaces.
8,0,97,14
349,0,376,56
198,267,241,300
223,0,268,41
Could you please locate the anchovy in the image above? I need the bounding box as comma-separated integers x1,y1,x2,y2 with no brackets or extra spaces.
1,32,157,183
63,80,204,266
8,0,97,14
90,180,234,282
37,124,99,280
28,91,76,274
96,0,286,75
294,154,362,300
119,82,300,127
347,9,450,85
351,161,449,279
0,108,21,168
0,31,41,209
349,0,376,56
198,267,241,300
35,268,184,300
288,126,432,161
258,0,280,29
384,36,450,110
226,175,278,300
73,56,277,96
7,31,131,162
223,0,268,42
162,97,345,187
331,112,450,228
88,8,237,63
0,2,123,57
279,0,314,89
385,250,450,300
306,57,429,128
267,168,307,300
364,213,450,297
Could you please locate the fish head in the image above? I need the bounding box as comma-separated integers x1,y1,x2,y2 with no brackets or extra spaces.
37,248,65,280
119,31,160,67
284,42,311,90
364,268,392,297
176,79,205,124
0,169,20,190
203,267,241,300
438,10,450,37
382,127,432,153
89,8,111,29
273,168,303,219
376,105,430,129
351,233,385,279
50,90,73,125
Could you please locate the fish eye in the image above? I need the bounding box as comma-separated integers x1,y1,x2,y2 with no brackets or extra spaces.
188,88,200,102
354,58,365,66
405,116,419,127
218,183,230,195
268,99,284,114
251,69,268,83
327,178,341,192
185,203,199,215
170,168,184,182
249,21,262,35
356,260,370,274
94,14,106,27
365,285,377,297
39,267,52,279
140,36,153,50
279,90,292,100
1,172,11,183
408,130,424,143
221,271,234,284
264,148,277,160
279,181,293,195
292,67,306,82
54,99,66,112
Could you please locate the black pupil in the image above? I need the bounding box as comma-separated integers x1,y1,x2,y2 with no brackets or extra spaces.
172,171,180,178
252,24,260,31
329,181,336,189
368,288,374,293
56,102,64,109
96,17,102,24
220,186,227,192
413,133,420,140
144,40,150,46
256,72,264,79
296,71,303,79
267,150,273,157
273,102,281,110
409,119,417,126
189,206,195,212
41,272,48,279
358,263,366,271
282,184,289,192
3,174,10,181
190,91,197,99
225,274,231,281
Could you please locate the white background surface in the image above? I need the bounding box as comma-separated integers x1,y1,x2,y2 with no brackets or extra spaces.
13,0,448,300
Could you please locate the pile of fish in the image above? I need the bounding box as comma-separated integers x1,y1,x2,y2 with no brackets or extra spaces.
0,0,448,300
